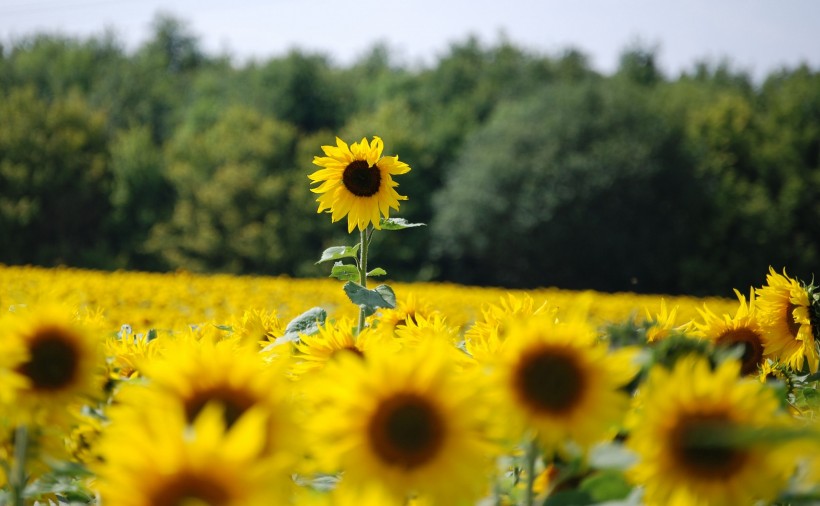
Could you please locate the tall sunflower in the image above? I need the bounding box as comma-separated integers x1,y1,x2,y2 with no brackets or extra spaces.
693,289,767,376
307,343,499,505
490,316,638,449
626,356,795,506
756,267,818,373
309,136,411,233
95,402,288,505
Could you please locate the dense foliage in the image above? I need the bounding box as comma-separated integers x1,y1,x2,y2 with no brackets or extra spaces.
1,15,818,295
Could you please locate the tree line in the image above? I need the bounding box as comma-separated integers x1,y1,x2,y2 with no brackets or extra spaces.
1,14,818,296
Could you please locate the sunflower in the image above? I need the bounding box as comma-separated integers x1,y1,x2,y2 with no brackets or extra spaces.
644,298,693,343
119,336,300,464
1,305,103,424
374,293,437,337
228,308,285,349
490,316,638,449
291,317,396,377
465,294,555,363
693,289,767,376
626,356,795,506
307,342,499,505
756,267,818,373
94,402,288,505
309,136,411,233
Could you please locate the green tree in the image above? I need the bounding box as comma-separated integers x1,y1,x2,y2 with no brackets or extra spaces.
145,106,300,274
0,87,111,266
430,80,709,293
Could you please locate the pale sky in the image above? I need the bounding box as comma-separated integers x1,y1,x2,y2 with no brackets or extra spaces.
1,0,819,80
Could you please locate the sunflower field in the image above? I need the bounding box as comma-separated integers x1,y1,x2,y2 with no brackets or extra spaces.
2,136,820,506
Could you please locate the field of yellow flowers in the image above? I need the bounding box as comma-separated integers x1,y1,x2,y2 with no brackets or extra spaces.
2,136,820,506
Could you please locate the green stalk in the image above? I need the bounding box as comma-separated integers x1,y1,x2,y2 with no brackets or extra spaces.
524,438,539,506
11,425,28,506
356,226,369,334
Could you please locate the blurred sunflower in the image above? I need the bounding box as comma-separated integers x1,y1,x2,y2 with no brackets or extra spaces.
2,305,103,424
122,337,300,462
374,293,437,337
229,308,285,349
626,356,794,506
644,298,693,343
309,136,411,233
95,402,288,505
308,343,499,505
292,317,395,377
694,289,767,376
491,316,638,449
756,267,817,373
465,294,555,363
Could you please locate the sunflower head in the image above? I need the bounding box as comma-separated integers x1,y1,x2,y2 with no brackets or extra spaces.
309,136,411,233
756,267,818,373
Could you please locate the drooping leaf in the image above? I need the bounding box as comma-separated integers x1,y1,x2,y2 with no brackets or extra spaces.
316,245,359,264
367,267,387,277
343,282,396,313
262,307,327,351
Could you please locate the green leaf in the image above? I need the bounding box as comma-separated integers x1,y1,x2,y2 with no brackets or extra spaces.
379,217,426,230
330,262,360,282
542,490,594,506
343,282,396,313
579,470,632,502
262,307,327,351
316,245,359,264
367,267,387,277
146,328,158,341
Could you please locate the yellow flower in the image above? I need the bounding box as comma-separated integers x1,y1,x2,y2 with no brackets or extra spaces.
756,267,817,373
309,136,411,233
627,356,795,506
491,316,638,449
94,402,289,505
307,343,499,505
292,317,395,377
693,288,767,376
1,305,104,425
374,293,438,337
644,298,693,342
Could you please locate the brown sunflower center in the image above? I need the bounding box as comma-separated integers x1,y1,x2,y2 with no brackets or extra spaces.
150,471,232,506
786,302,801,338
342,160,381,197
716,328,764,376
184,386,258,428
17,326,80,391
514,346,586,415
670,413,748,479
368,393,445,469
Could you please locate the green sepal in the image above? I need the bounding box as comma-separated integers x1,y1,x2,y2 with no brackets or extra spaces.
343,282,396,317
330,262,360,282
316,244,359,264
379,217,426,230
367,267,387,277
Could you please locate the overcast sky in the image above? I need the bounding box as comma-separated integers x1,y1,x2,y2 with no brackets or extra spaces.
1,0,818,80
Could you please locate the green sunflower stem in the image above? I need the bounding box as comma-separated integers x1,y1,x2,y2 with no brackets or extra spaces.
356,226,370,334
11,425,28,506
524,437,539,506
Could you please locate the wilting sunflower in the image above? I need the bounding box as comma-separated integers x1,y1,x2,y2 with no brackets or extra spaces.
1,306,103,424
308,342,499,505
491,316,638,449
694,289,767,376
626,356,794,506
756,267,818,373
309,136,411,233
95,402,288,505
